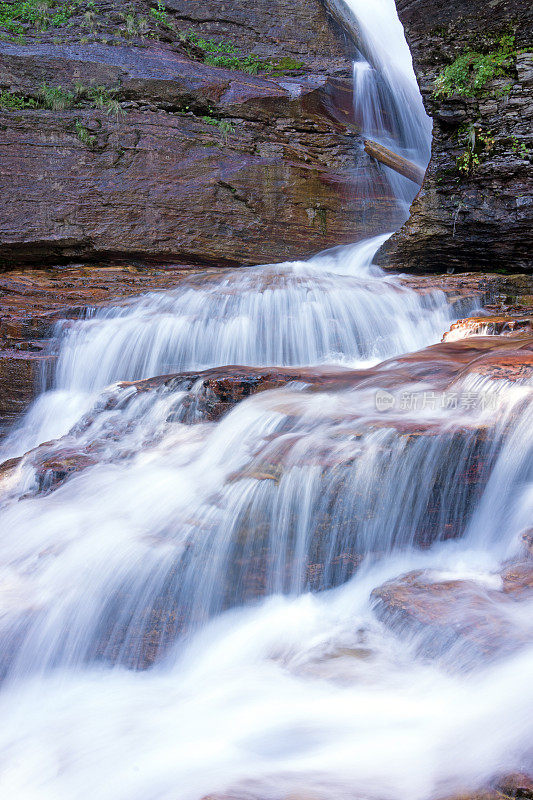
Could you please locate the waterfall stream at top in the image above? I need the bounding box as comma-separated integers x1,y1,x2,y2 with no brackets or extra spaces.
0,1,531,799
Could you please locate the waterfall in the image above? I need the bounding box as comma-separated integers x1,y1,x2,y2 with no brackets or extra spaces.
0,1,530,798
1,236,460,459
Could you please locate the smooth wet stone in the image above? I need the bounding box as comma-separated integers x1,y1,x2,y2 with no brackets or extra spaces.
371,559,533,667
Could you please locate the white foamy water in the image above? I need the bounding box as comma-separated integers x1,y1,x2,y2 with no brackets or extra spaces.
0,0,531,798
1,236,463,459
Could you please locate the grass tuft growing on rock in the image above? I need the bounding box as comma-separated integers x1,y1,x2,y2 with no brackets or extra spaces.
39,83,75,110
74,119,96,147
0,83,125,118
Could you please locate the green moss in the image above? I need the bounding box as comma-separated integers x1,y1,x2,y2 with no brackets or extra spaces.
269,56,306,75
434,35,516,98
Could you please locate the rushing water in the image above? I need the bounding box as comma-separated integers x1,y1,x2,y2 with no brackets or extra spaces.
0,1,531,799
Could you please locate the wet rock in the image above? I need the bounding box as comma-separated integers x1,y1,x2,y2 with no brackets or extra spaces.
376,0,533,273
0,1,402,270
0,348,54,429
121,365,350,422
0,263,205,425
495,773,533,798
437,774,533,800
34,448,100,493
371,560,533,666
443,315,533,342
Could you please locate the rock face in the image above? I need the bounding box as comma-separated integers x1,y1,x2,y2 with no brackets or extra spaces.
377,0,533,273
0,0,403,270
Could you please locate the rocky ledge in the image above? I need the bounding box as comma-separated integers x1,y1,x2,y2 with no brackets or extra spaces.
1,266,531,430
1,333,531,670
377,0,533,273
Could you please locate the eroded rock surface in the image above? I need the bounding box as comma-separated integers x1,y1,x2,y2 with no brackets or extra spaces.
377,0,533,273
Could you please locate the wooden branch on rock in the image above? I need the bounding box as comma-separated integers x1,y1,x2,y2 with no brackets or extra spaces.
364,139,425,186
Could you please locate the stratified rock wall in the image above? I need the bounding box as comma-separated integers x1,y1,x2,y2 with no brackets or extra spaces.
377,0,533,272
0,0,399,270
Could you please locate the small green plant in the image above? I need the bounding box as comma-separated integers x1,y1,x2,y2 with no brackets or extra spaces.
434,35,516,98
87,85,124,117
121,10,150,38
75,118,96,147
0,89,38,109
201,114,235,139
149,1,168,25
39,82,75,110
511,137,531,159
456,125,495,174
74,82,125,117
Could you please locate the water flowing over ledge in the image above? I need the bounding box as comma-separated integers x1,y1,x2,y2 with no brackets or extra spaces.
0,1,531,799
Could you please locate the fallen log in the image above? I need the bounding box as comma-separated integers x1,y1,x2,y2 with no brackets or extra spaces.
364,139,425,185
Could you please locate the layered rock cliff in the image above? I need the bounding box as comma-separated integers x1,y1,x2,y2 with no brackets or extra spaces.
377,0,533,272
0,0,405,269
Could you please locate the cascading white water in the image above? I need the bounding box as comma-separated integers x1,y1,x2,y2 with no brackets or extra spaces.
1,236,462,459
0,1,531,799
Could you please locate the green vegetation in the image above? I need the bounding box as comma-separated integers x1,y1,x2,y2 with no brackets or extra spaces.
75,83,124,117
511,137,531,160
0,83,124,118
0,89,37,110
121,10,150,39
75,119,96,147
456,125,495,174
434,35,516,98
149,1,168,26
201,114,235,138
184,32,304,75
39,83,75,110
0,0,82,35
